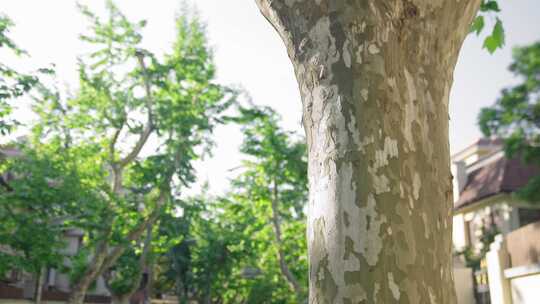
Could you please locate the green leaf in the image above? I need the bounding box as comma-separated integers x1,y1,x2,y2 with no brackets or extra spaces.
483,18,505,54
480,0,501,12
470,15,485,35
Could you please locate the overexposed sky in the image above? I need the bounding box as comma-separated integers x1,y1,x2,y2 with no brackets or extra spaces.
1,1,539,193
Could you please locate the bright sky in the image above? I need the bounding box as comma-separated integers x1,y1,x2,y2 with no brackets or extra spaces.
1,1,540,194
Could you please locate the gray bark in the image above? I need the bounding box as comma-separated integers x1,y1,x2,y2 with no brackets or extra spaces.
255,1,481,303
34,267,45,304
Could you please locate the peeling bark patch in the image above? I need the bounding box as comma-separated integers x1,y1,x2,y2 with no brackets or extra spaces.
342,283,367,303
388,273,401,300
373,283,380,301
402,69,418,152
413,172,421,200
374,137,398,169
358,194,386,265
429,287,438,304
360,89,368,101
342,39,352,68
373,174,390,194
358,135,374,154
422,212,429,238
368,44,380,54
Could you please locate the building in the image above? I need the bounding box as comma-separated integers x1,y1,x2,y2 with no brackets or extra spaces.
452,138,540,254
451,138,540,304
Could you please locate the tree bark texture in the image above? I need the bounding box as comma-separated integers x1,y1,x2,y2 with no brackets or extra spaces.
255,1,480,303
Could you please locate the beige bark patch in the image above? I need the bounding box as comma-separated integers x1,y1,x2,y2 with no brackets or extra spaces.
388,273,401,300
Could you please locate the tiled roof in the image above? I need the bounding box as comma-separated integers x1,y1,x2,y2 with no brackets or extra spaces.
455,157,540,210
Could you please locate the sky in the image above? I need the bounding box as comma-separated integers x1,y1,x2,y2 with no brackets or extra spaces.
1,0,539,194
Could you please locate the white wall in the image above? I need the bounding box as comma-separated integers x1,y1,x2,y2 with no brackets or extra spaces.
453,214,467,251
510,274,540,304
454,267,475,304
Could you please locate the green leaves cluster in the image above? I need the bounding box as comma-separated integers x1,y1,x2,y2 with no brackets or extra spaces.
479,41,540,202
0,15,41,134
152,107,308,303
470,0,505,53
0,143,97,275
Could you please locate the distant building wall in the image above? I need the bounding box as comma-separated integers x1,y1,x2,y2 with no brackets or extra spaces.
509,273,540,304
454,267,475,304
453,214,467,251
506,221,540,268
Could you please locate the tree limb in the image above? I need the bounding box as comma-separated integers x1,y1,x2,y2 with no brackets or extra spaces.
117,50,155,168
270,177,303,300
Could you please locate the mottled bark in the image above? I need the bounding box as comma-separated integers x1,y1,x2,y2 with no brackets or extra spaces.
255,1,480,303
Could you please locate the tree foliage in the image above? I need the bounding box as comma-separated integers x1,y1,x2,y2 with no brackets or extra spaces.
1,1,234,302
470,0,505,53
1,2,310,303
0,14,47,134
479,41,540,202
151,107,308,303
0,143,95,276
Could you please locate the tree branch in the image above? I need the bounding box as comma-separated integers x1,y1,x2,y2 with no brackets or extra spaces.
109,125,123,163
100,149,181,273
270,177,303,300
117,50,155,168
98,188,166,275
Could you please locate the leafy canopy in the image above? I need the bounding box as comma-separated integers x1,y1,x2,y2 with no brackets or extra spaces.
478,41,540,202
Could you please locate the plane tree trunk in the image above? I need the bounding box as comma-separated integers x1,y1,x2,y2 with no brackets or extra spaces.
255,1,481,303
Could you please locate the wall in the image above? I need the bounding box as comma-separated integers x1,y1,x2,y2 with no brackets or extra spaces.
453,213,467,250
454,267,475,304
509,273,540,304
506,221,540,268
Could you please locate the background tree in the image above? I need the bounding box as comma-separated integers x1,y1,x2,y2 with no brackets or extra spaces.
10,2,236,303
150,107,309,304
0,15,40,135
0,13,55,136
102,225,153,304
479,41,540,202
152,195,241,304
226,106,308,303
0,143,97,304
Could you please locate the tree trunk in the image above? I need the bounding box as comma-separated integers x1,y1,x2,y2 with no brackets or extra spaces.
255,1,480,303
111,295,131,304
68,191,168,304
106,225,154,304
68,237,110,304
34,267,45,304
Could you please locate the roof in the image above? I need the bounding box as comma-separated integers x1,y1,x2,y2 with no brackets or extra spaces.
455,157,540,210
451,138,503,162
